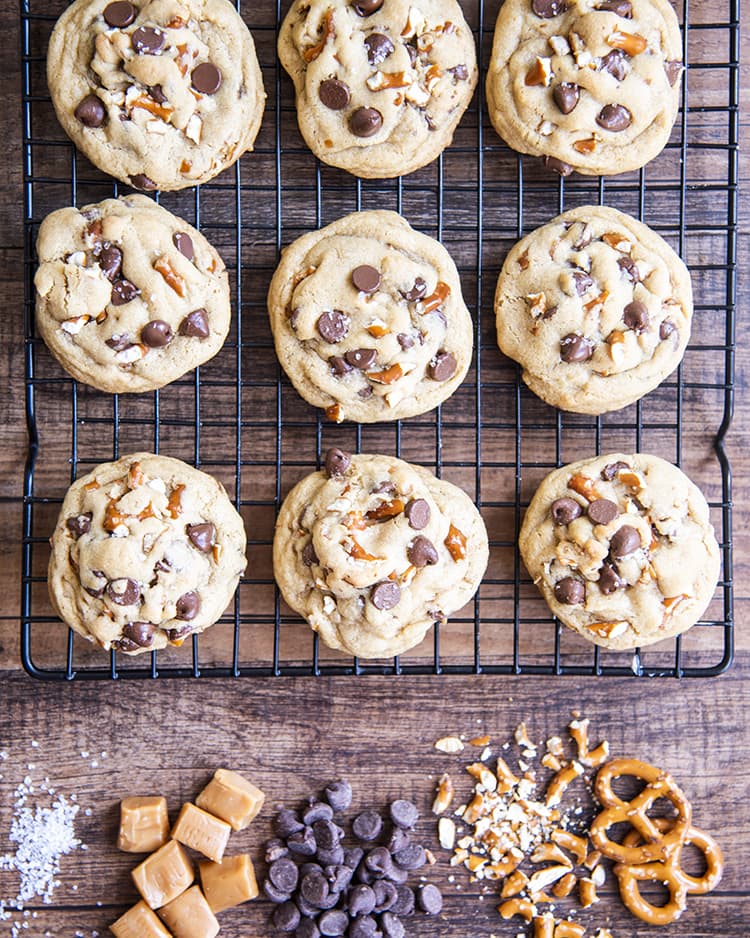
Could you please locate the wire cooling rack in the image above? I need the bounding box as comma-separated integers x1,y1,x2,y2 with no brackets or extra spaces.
21,0,737,680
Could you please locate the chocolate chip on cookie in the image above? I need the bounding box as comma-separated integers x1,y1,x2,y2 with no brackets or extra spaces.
111,278,140,306
543,156,574,176
617,255,640,282
122,621,155,647
660,320,676,340
554,576,586,605
107,577,141,606
587,499,619,525
365,33,394,66
132,26,167,55
345,348,377,370
609,525,641,558
428,351,457,381
404,499,430,530
550,497,582,525
317,310,349,343
173,231,194,261
98,243,123,281
325,448,351,477
352,265,381,294
596,104,632,132
330,356,353,376
141,320,174,348
600,49,628,81
129,174,158,191
319,79,351,111
186,522,216,553
598,561,624,594
349,107,383,138
103,1,136,28
560,333,593,363
74,95,106,128
571,270,593,295
601,460,630,480
191,62,222,95
371,581,401,611
623,300,649,333
553,83,580,115
402,277,427,302
175,591,201,620
532,0,568,17
596,0,632,14
66,513,92,538
352,0,384,15
179,309,210,338
407,536,438,568
665,60,683,86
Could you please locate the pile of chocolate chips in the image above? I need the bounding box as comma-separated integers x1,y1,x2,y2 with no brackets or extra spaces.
263,779,443,937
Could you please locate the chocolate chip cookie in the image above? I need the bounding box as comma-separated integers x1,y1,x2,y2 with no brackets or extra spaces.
273,449,489,658
35,195,231,393
494,205,692,414
486,0,682,176
48,453,247,655
519,453,720,650
278,0,477,178
47,0,265,190
268,211,473,423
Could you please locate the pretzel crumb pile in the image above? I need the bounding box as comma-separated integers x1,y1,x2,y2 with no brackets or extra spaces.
432,718,723,935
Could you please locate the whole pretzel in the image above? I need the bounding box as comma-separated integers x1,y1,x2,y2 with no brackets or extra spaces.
613,858,688,925
621,817,724,895
590,758,692,863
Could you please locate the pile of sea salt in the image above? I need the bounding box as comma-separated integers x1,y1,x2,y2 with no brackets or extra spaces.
0,760,85,936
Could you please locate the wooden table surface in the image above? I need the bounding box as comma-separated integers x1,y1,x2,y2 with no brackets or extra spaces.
0,1,748,935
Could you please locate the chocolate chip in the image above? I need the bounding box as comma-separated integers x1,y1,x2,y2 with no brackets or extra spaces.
374,880,398,912
325,779,352,812
428,350,457,382
600,50,627,80
129,174,157,191
289,827,318,858
660,320,676,340
598,561,624,594
191,62,222,94
405,42,418,67
175,591,200,620
393,844,425,870
325,448,351,477
596,0,632,13
304,802,335,825
623,300,649,333
98,244,122,280
319,79,351,110
554,576,586,605
312,819,341,850
105,333,132,352
186,522,216,553
392,885,415,917
404,499,430,530
352,265,381,294
111,278,140,305
173,231,194,261
380,912,405,938
318,911,348,937
132,26,166,55
551,497,582,525
345,348,377,370
407,536,438,568
385,864,408,884
179,308,210,338
275,809,304,838
266,839,289,863
601,461,629,480
301,869,330,908
349,107,383,137
349,918,378,938
372,481,395,495
352,810,382,842
665,60,682,86
365,32,394,65
103,1,136,27
389,799,418,829
349,884,376,916
263,879,291,903
617,256,640,282
302,541,319,567
344,847,364,869
107,577,140,606
66,513,92,538
326,863,353,893
397,333,414,350
448,64,469,81
317,845,345,867
587,498,619,525
74,95,106,128
273,901,301,933
596,104,632,132
297,921,321,938
610,524,641,558
553,82,579,114
318,310,349,343
532,0,567,13
148,84,167,104
560,333,593,363
270,858,300,894
122,621,154,647
329,356,352,377
402,277,426,302
417,883,443,915
141,320,174,348
387,828,410,853
358,386,373,399
371,581,401,610
365,846,393,876
353,0,384,14
543,155,574,176
571,270,593,295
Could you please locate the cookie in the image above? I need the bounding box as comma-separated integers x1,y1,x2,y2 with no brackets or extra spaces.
273,449,489,658
48,453,247,655
278,0,477,178
268,211,473,423
47,0,265,190
494,206,692,414
35,195,231,394
486,0,682,176
519,453,720,650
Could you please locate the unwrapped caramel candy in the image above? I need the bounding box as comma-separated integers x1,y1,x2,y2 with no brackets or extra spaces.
132,839,194,909
172,803,231,863
118,796,170,853
159,885,220,938
110,899,173,937
196,769,265,831
200,854,259,913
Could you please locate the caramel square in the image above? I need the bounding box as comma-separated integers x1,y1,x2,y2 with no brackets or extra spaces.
158,885,220,938
195,768,265,832
172,802,231,863
110,900,173,937
132,839,194,909
200,854,259,913
118,796,170,853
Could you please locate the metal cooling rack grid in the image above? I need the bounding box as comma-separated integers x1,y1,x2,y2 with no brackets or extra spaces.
21,0,737,679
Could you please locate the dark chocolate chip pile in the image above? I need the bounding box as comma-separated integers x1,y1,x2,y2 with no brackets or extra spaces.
263,780,443,936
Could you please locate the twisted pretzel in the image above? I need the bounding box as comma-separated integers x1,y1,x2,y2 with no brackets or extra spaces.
621,817,724,895
613,858,688,925
590,758,691,863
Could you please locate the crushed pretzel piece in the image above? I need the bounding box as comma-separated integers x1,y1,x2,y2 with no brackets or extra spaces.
469,735,491,747
533,913,555,938
551,829,588,865
438,817,456,850
432,773,454,814
552,871,577,898
554,922,585,938
584,849,602,871
435,736,464,753
546,761,583,807
579,876,599,908
530,842,573,867
500,870,529,899
466,762,498,792
528,865,572,893
498,898,536,922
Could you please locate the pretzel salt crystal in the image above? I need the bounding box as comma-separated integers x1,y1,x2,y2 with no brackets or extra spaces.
590,757,692,863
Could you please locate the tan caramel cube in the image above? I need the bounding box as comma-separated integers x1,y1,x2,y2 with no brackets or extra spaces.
110,900,173,937
118,797,170,853
132,840,194,909
200,854,259,913
158,885,220,938
195,769,265,831
172,803,231,863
